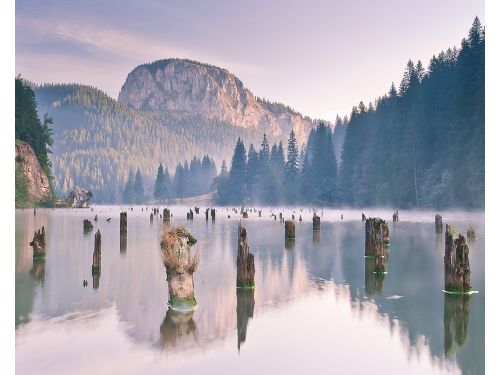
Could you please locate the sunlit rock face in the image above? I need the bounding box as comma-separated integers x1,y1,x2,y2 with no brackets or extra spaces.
161,227,199,311
15,141,50,200
118,58,316,145
66,187,93,208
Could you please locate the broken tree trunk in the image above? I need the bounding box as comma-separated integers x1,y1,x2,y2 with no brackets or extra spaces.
236,223,255,289
163,209,171,223
211,209,216,220
30,226,46,259
365,218,388,257
313,213,320,231
285,220,295,239
435,214,443,233
393,210,399,222
92,230,101,275
444,224,472,293
242,212,248,218
194,207,199,214
120,212,127,233
161,227,199,311
362,213,366,222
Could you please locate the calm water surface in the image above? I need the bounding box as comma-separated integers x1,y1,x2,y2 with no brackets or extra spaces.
15,207,485,375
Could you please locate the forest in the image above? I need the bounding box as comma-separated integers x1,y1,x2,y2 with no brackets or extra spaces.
214,18,484,209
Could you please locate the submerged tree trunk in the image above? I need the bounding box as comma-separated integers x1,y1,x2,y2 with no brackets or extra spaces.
236,223,255,288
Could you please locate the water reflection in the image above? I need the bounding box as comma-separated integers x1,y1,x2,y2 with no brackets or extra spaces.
93,272,100,290
284,238,295,251
313,230,320,244
120,233,127,254
159,308,197,349
30,259,45,286
444,294,470,357
364,253,388,296
236,288,255,350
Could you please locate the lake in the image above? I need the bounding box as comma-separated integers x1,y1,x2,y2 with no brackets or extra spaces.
15,206,485,375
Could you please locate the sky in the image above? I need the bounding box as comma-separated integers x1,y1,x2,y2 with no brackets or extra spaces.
15,0,484,121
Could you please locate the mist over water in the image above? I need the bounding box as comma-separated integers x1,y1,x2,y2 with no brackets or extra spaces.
15,206,484,374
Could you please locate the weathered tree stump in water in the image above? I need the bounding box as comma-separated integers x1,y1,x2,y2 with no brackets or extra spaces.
163,209,170,223
313,213,320,231
435,214,443,233
242,212,248,218
150,213,154,222
365,218,388,257
92,230,101,275
236,223,255,289
279,213,282,220
299,215,302,222
341,214,343,220
30,226,46,259
120,212,127,233
285,220,295,239
94,215,98,222
211,209,216,220
194,207,200,214
393,210,399,222
444,224,472,293
187,210,193,220
161,227,199,311
362,213,366,222
83,219,93,232
258,210,262,217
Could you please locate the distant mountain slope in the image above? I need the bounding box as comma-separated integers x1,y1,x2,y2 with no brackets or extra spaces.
118,58,317,145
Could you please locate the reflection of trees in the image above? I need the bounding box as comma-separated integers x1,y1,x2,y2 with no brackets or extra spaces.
159,308,197,349
30,259,46,286
364,251,388,296
237,288,255,350
444,294,470,357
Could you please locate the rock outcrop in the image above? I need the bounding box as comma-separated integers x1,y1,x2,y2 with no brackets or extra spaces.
15,141,51,202
118,58,317,145
66,187,93,208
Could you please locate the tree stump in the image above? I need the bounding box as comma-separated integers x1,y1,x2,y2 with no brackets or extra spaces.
393,210,399,222
341,214,343,220
163,209,170,223
444,224,472,293
161,227,199,311
435,214,443,233
299,215,302,222
94,215,98,222
30,226,46,259
187,210,193,220
83,219,93,232
258,210,262,217
242,212,248,218
194,207,200,214
120,212,127,233
313,213,320,231
150,213,154,222
211,209,216,220
365,218,387,257
279,212,282,220
236,223,255,289
92,230,101,275
285,220,295,239
362,213,366,222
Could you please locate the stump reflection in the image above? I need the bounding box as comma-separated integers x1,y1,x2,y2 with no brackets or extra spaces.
237,288,255,351
444,294,470,357
365,251,388,296
30,259,45,285
159,308,197,349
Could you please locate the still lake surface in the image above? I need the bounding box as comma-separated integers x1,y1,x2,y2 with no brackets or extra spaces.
15,207,484,375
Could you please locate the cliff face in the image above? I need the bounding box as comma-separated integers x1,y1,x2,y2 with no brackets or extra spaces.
118,59,316,145
15,141,51,202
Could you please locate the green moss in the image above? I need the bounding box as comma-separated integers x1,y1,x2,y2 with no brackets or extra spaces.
32,253,46,260
91,266,101,275
169,295,197,310
236,281,255,289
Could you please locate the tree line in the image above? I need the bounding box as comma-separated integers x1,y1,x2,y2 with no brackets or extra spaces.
123,155,217,203
213,17,484,209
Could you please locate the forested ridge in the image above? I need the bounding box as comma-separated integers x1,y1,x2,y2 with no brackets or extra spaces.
214,18,484,209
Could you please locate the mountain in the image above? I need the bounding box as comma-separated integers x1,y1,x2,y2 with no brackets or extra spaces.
118,58,316,144
34,59,332,203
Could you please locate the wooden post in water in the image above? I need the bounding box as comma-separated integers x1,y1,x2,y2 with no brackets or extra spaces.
365,218,387,257
285,220,295,240
393,210,399,222
211,208,216,220
444,224,472,293
237,223,255,289
120,212,127,233
435,214,443,233
92,230,101,275
30,226,46,259
313,213,320,231
163,208,170,223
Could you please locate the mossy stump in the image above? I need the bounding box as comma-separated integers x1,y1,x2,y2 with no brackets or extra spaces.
236,223,255,289
365,218,388,257
163,208,170,223
285,220,295,240
83,219,93,232
120,212,127,233
30,226,46,260
313,214,320,231
444,224,472,293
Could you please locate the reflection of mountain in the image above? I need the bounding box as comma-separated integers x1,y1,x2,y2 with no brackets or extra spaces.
444,294,470,357
236,289,255,350
15,209,484,374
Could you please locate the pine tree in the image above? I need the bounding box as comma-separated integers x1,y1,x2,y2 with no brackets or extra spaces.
123,171,135,203
154,163,165,201
285,129,300,202
134,169,145,203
